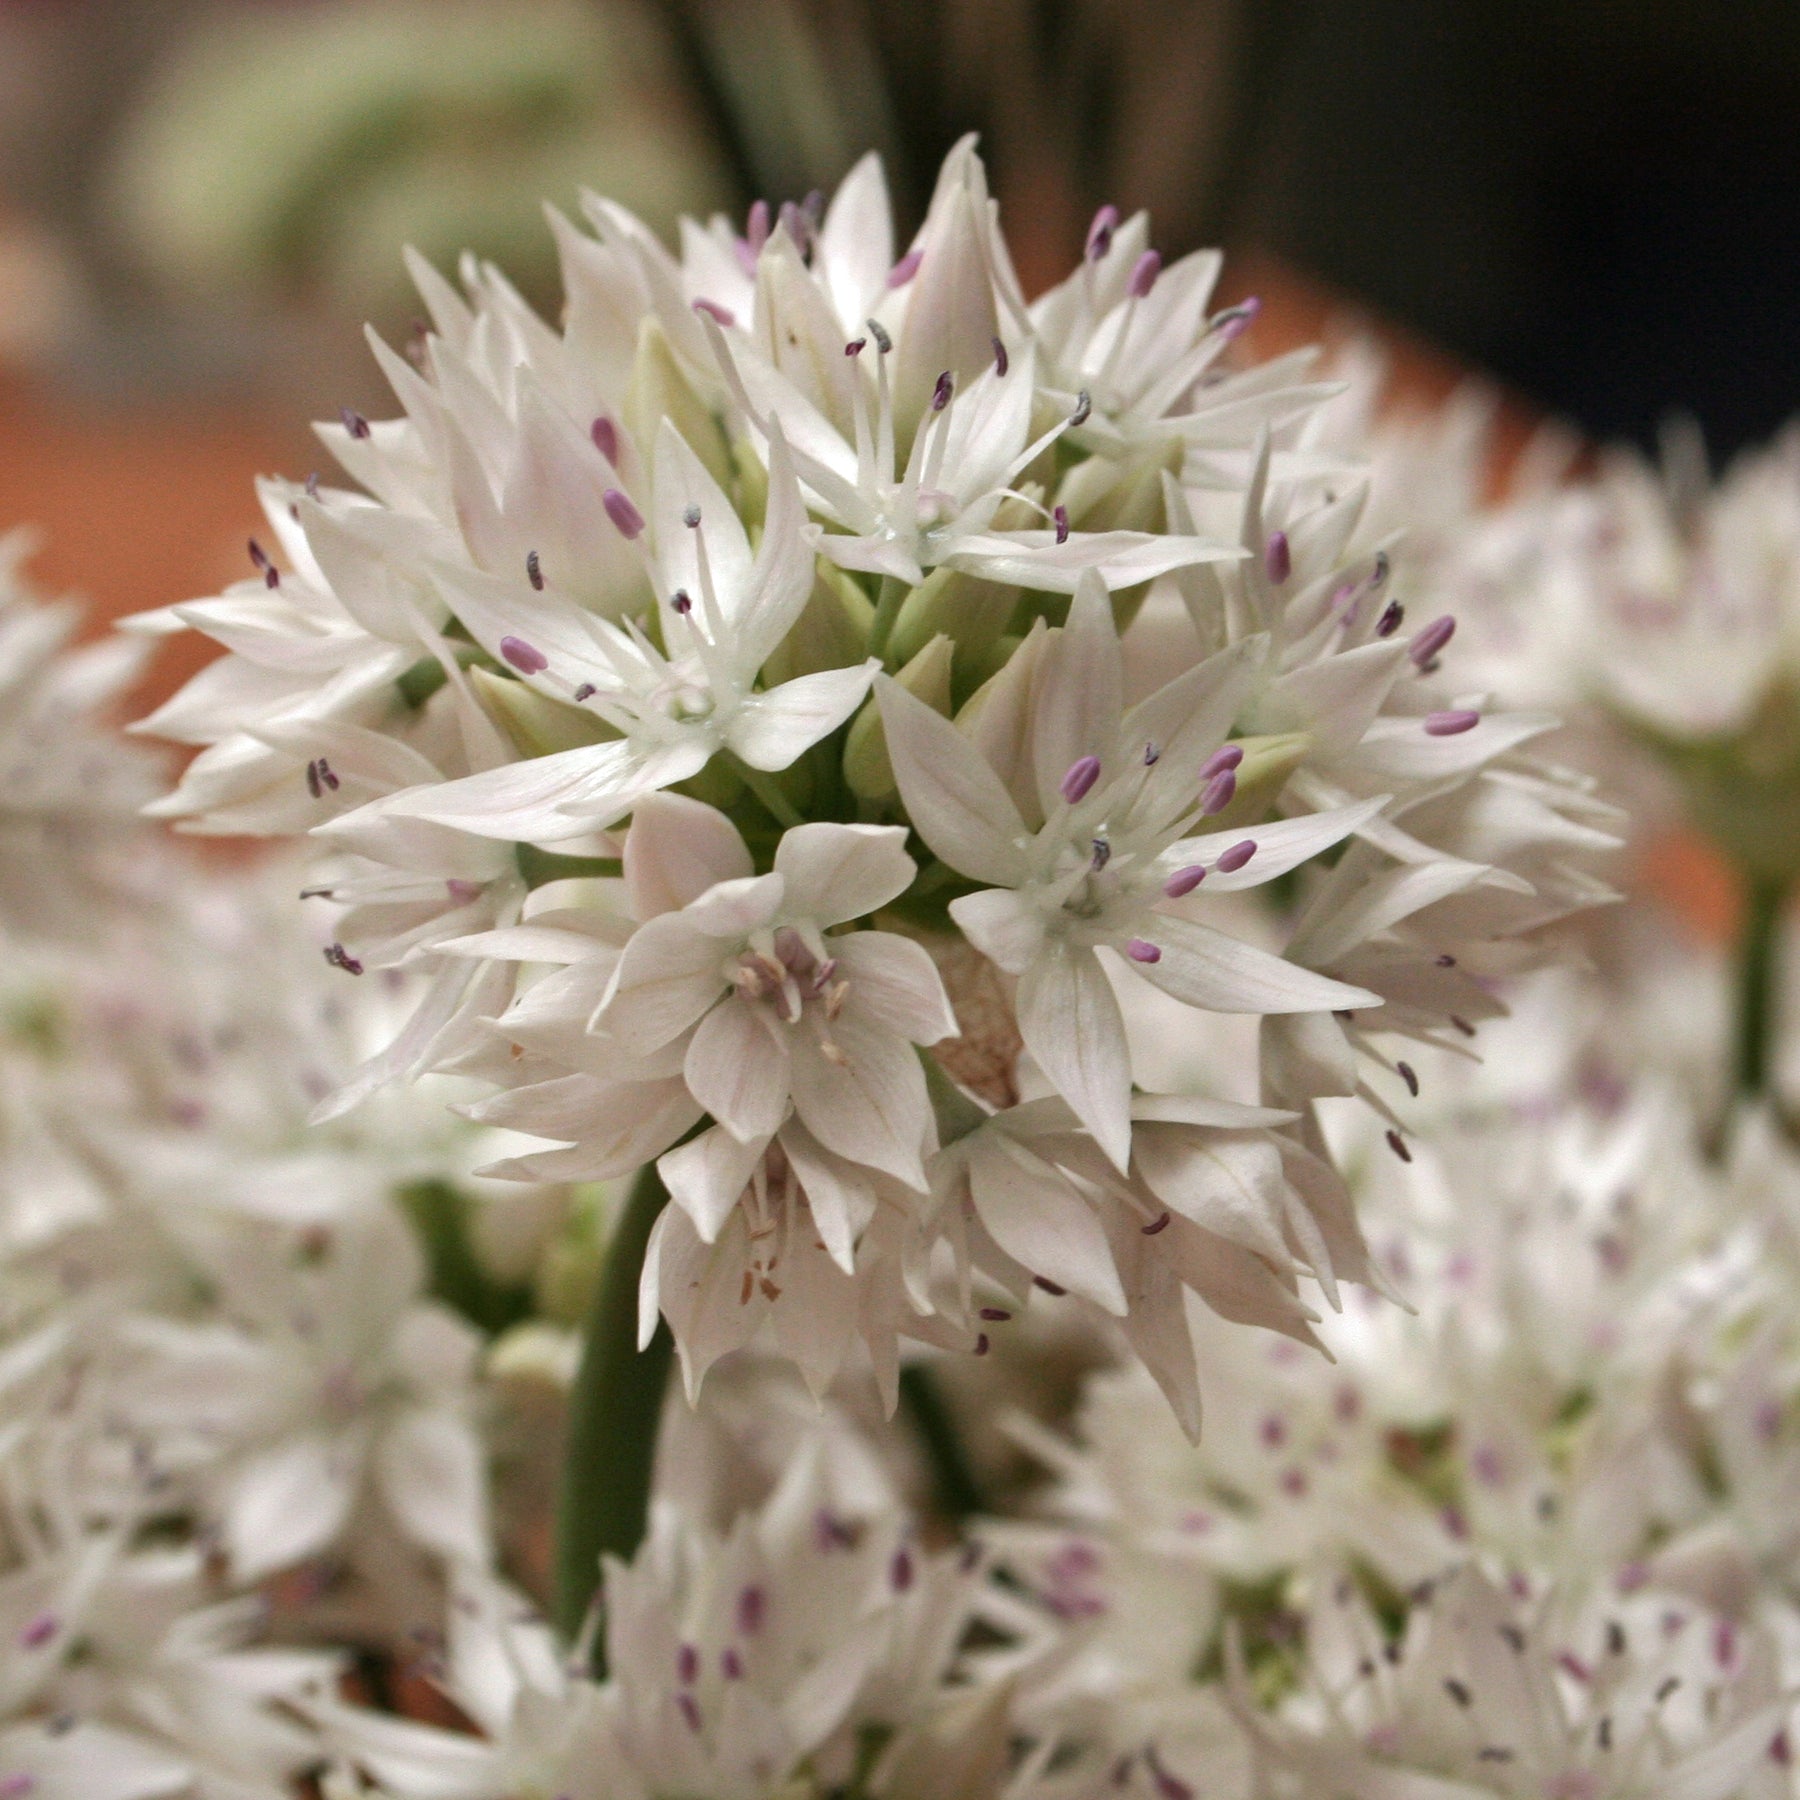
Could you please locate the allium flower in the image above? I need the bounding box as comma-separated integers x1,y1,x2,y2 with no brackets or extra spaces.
131,133,1617,1420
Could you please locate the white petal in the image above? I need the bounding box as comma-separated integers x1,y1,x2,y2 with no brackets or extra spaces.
831,932,959,1044
1131,915,1379,1014
1015,942,1133,1169
967,1136,1126,1314
684,999,793,1141
600,913,730,1048
375,1406,490,1566
658,1121,768,1243
1131,1125,1294,1266
774,821,916,925
947,886,1045,976
726,661,879,771
624,790,752,918
876,674,1029,886
224,1432,358,1580
788,1008,931,1188
778,1121,878,1275
1160,797,1388,894
1028,570,1124,820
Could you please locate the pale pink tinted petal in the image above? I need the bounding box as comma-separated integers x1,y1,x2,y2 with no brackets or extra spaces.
1132,915,1378,1014
830,933,958,1045
788,1008,931,1189
1016,943,1133,1169
773,822,915,925
659,1121,769,1242
967,1137,1126,1315
726,662,879,771
685,999,792,1141
624,791,752,918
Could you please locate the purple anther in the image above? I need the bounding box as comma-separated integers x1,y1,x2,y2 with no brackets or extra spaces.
1215,296,1260,341
1424,709,1480,736
845,337,866,357
1397,1060,1419,1097
1375,599,1405,637
683,505,702,530
340,407,370,439
1386,1129,1412,1164
0,1777,37,1799
1437,953,1457,967
721,1647,744,1680
248,538,271,573
19,1613,56,1648
1410,614,1456,667
500,635,548,675
526,550,543,590
1200,769,1237,815
1033,1276,1067,1296
603,488,645,539
736,1585,766,1635
1086,204,1119,260
671,590,693,615
676,1692,701,1732
1214,839,1257,873
590,415,619,463
992,335,1009,377
890,1547,914,1592
323,944,364,977
778,200,809,249
1090,837,1112,871
887,247,924,288
1264,530,1291,585
445,879,482,905
979,1306,1012,1321
1163,864,1206,898
676,1643,699,1684
1070,389,1093,427
745,198,770,252
1060,755,1102,803
931,369,954,412
802,188,824,225
1053,504,1070,545
1127,938,1162,964
975,1332,990,1355
305,761,321,800
1199,743,1243,779
1371,549,1390,586
1143,740,1160,765
1128,249,1162,298
1140,1209,1171,1233
573,682,596,702
317,758,338,791
691,297,735,326
1450,1014,1476,1037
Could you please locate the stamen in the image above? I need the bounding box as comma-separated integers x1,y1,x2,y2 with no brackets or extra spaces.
501,636,549,674
1060,755,1102,803
316,758,339,791
676,1643,699,1683
591,415,619,463
778,200,806,246
1386,1129,1412,1163
323,943,364,976
340,407,370,439
1264,530,1291,584
1127,939,1162,964
691,298,735,326
1199,743,1242,779
305,471,320,500
887,247,924,288
573,682,596,701
684,505,702,529
866,317,892,354
526,550,543,590
1444,1678,1472,1708
1450,1015,1475,1037
1371,549,1390,585
1437,953,1457,967
670,590,693,615
1410,615,1456,667
603,488,645,539
1128,249,1162,298
975,1332,990,1355
446,879,482,904
1214,840,1257,873
1143,740,1160,765
1200,769,1236,815
1213,296,1260,341
992,335,1008,376
736,1586,766,1634
1090,837,1112,870
1375,599,1405,637
1070,389,1092,427
1086,204,1119,261
1140,1209,1172,1233
1397,1061,1419,1097
1163,865,1206,898
801,188,824,225
979,1306,1012,1321
932,370,954,412
1424,709,1480,736
305,761,321,800
1053,504,1070,544
1034,1276,1067,1295
845,337,866,357
746,198,770,252
19,1613,57,1648
676,1693,701,1732
890,1547,915,1591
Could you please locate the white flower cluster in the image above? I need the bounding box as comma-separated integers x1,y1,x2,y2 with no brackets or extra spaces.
130,139,1618,1425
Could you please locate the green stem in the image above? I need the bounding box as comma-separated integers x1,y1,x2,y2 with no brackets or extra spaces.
868,574,910,665
553,1163,674,1665
726,756,805,829
898,1364,984,1523
1734,875,1790,1099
